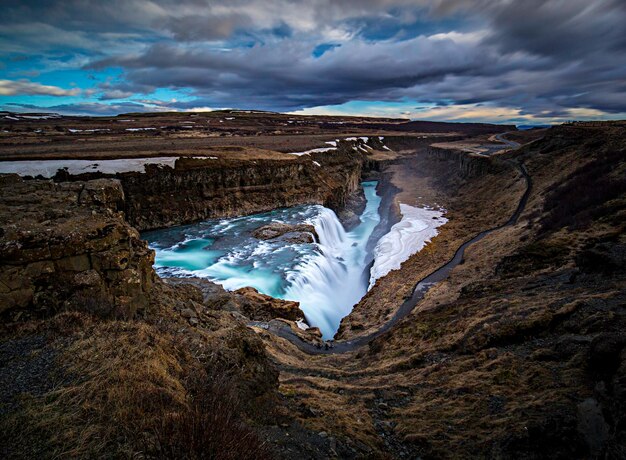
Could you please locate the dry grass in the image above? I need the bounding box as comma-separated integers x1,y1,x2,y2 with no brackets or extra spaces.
0,312,272,459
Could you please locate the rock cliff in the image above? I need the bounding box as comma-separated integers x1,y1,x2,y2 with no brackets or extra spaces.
0,175,155,320
121,146,363,231
427,145,497,178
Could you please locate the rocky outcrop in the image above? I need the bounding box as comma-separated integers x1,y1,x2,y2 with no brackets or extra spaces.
120,147,363,231
164,277,304,322
233,287,303,321
427,145,497,178
252,222,318,244
0,175,155,320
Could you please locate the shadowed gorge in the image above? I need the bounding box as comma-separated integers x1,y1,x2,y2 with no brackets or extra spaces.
0,110,625,459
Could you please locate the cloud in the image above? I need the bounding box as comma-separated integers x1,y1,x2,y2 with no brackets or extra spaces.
4,101,161,116
1,1,625,120
90,32,497,110
99,89,135,100
162,13,253,41
0,79,81,96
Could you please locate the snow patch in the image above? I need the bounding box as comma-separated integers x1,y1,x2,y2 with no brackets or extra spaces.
68,128,109,133
369,204,447,289
287,146,336,156
3,113,61,120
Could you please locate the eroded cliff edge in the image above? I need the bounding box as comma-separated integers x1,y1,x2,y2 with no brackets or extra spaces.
55,143,364,231
0,172,314,458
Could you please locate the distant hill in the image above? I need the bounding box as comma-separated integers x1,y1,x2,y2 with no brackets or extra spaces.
321,119,516,135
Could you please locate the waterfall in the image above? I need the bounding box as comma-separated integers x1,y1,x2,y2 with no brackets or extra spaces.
282,182,380,339
146,181,381,340
283,207,361,338
314,207,347,248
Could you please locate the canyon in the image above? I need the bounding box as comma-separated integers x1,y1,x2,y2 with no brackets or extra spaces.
0,113,624,459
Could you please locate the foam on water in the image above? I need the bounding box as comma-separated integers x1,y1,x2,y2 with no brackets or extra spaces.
144,181,381,339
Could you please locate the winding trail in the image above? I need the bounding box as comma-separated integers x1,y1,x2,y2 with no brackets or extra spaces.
251,140,530,355
495,132,521,150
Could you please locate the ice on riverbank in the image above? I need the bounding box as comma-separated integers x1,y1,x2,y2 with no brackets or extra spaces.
369,204,447,289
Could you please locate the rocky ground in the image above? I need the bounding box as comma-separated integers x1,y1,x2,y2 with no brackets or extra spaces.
0,114,624,458
0,110,510,161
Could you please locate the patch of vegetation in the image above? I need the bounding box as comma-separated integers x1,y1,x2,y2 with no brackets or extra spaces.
575,234,626,275
496,239,571,278
0,313,273,459
540,147,626,234
150,373,272,460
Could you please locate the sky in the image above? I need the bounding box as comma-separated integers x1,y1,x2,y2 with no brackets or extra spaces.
1,0,625,124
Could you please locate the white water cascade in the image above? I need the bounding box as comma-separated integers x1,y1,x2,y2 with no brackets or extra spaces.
145,181,381,339
284,207,370,337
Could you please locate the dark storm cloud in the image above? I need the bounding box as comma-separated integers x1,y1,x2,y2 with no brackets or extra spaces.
89,35,497,110
163,13,252,41
1,0,625,118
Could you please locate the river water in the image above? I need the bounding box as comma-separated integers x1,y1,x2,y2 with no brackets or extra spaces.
144,181,381,338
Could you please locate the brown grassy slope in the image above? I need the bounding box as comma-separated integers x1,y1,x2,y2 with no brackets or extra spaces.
260,122,626,459
0,278,281,459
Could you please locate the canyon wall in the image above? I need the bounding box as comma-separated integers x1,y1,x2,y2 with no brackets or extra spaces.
121,147,363,231
0,175,156,320
427,145,497,178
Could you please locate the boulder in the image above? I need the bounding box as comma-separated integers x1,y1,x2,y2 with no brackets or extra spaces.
233,286,303,321
252,222,318,244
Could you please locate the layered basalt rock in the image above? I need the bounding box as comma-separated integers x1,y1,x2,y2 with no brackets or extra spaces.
0,175,155,320
427,145,496,178
121,147,363,231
